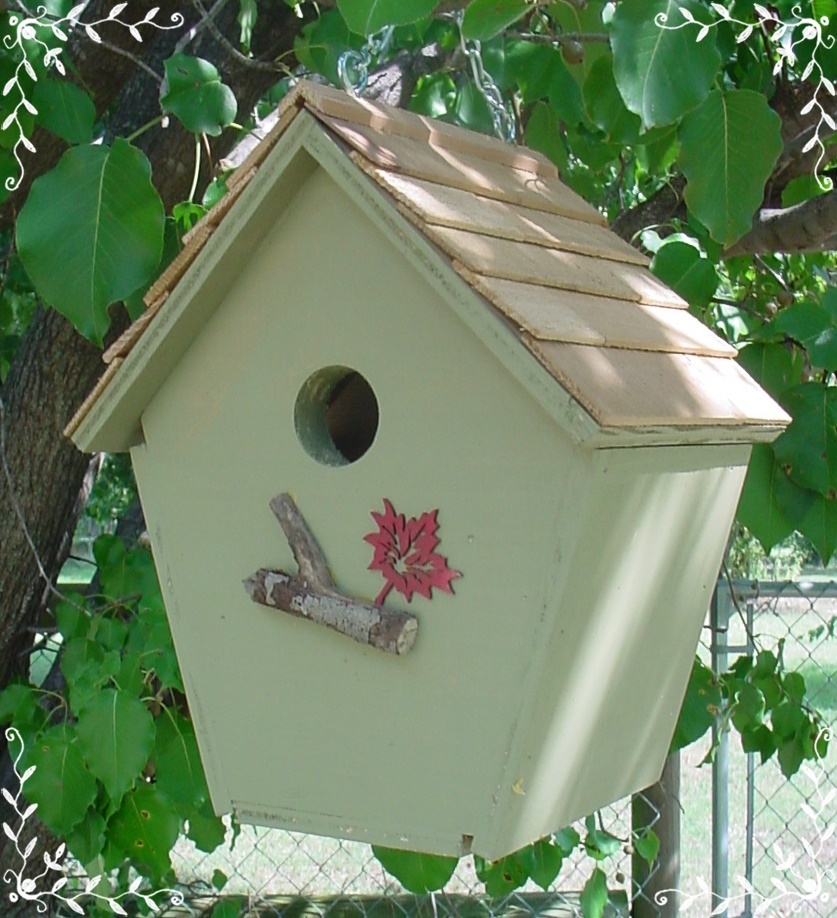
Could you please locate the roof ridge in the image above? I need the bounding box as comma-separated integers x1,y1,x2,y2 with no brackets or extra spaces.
283,80,558,179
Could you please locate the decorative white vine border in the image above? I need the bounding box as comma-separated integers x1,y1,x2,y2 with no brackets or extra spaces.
657,2,836,190
655,725,834,913
2,727,184,914
1,3,185,191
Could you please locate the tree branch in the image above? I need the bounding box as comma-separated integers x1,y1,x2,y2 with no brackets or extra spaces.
244,494,418,655
724,190,837,256
610,176,686,247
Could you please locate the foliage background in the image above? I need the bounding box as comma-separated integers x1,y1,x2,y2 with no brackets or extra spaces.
0,0,835,915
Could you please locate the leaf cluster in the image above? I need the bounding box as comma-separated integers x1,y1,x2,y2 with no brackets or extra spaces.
4,40,237,345
671,652,827,778
0,536,229,900
736,286,837,562
373,818,660,918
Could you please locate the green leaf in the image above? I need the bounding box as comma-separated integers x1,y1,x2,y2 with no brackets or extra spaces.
203,175,230,210
108,783,181,881
55,598,90,642
473,851,529,896
32,80,95,144
76,688,155,802
547,61,585,127
740,723,776,762
583,816,621,860
528,836,564,890
0,683,40,728
410,73,455,119
633,829,659,869
782,172,830,207
610,0,720,129
525,102,567,171
153,711,208,814
770,302,837,370
61,637,106,714
580,867,608,918
679,89,783,245
212,868,229,892
547,1,608,82
799,492,837,565
582,53,641,143
501,42,582,129
187,799,227,853
65,809,107,865
777,737,805,777
670,657,721,751
731,682,765,732
372,846,458,893
637,124,679,173
650,240,718,308
94,535,162,605
238,0,257,52
754,650,778,679
450,80,495,135
294,11,358,86
772,700,806,739
773,383,837,496
554,826,581,855
125,606,182,691
16,140,165,345
92,615,128,653
462,0,529,42
783,671,806,704
161,54,237,136
24,724,98,836
337,0,438,35
210,899,245,918
736,444,812,553
737,342,804,399
172,201,207,233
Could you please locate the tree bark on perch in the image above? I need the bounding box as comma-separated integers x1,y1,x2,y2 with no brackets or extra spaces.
243,494,418,656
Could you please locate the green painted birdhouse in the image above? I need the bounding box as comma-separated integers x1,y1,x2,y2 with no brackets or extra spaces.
68,81,789,859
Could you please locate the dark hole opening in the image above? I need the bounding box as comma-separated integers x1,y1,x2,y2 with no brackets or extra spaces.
325,371,379,463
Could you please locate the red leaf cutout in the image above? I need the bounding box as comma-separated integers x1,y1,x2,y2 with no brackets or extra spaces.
364,499,461,605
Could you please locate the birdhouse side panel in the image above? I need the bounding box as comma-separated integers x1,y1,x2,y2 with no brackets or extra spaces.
129,164,591,855
483,443,750,858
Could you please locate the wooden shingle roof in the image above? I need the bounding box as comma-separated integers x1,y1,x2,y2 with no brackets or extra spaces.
66,80,788,447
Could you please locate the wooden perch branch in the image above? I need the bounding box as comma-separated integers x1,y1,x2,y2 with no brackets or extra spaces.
243,493,418,656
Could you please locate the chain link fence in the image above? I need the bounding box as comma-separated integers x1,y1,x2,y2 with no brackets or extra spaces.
705,579,837,918
153,578,836,917
162,797,657,917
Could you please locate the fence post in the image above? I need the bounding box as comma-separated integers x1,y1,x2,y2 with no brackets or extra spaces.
711,582,731,917
631,752,680,917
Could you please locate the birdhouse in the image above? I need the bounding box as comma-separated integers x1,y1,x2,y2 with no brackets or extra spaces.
67,81,789,860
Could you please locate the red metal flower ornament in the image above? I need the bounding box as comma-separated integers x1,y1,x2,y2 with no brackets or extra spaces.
364,499,461,605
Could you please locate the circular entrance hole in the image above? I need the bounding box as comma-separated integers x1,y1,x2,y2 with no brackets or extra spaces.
294,366,379,466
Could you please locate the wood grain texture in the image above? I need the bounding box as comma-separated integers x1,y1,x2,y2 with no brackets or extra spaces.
371,170,648,264
428,227,685,307
524,337,791,428
339,123,606,224
464,274,735,357
285,80,557,177
244,568,418,655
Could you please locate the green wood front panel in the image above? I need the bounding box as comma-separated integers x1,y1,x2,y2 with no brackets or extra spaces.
484,443,750,856
132,164,587,856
